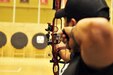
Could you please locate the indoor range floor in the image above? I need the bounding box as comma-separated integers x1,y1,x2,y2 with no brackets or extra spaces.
0,57,64,75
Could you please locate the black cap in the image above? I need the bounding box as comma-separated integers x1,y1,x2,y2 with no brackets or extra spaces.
55,0,109,21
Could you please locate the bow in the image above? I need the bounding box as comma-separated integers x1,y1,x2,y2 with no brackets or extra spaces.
45,15,62,75
45,0,63,75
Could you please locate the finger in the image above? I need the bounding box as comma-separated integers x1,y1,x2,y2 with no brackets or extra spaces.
62,29,69,41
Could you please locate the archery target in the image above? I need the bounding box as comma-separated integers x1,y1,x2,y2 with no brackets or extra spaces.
0,31,7,48
11,32,28,49
32,33,48,49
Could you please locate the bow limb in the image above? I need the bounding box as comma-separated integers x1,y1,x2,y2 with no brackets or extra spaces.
52,0,61,75
52,18,59,75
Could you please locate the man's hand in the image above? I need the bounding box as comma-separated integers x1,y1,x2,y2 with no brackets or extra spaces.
55,42,71,62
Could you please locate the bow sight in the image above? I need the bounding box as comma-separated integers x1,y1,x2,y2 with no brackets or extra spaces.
45,22,61,45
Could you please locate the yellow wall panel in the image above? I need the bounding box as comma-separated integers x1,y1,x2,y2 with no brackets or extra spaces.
106,0,111,7
106,0,112,23
16,0,38,8
111,1,112,25
41,0,53,9
15,8,38,23
0,0,111,24
0,0,13,22
15,8,55,23
0,7,13,22
0,0,55,23
0,0,13,7
40,9,55,24
15,0,54,23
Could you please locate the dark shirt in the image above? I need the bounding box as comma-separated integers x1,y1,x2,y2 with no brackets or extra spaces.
62,54,113,75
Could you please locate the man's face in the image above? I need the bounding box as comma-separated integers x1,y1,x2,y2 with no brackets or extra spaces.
63,17,77,50
64,18,68,27
64,17,72,27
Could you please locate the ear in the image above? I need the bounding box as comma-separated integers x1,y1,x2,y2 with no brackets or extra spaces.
70,18,77,26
